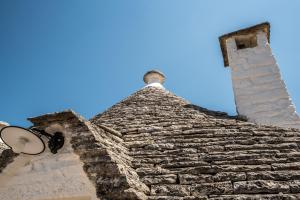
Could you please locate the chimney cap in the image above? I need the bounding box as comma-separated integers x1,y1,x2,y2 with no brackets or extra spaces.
143,70,165,85
219,22,270,67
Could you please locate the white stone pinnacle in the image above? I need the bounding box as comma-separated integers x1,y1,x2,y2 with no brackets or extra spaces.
143,70,166,89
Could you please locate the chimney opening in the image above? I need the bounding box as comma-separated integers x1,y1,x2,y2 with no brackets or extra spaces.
235,34,257,50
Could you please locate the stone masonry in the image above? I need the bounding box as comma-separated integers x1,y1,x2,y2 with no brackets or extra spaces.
0,112,98,200
91,86,300,199
220,23,300,129
1,22,300,199
3,85,300,199
28,111,149,200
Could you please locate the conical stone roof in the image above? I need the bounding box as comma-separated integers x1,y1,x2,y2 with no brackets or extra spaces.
2,78,300,200
90,86,300,199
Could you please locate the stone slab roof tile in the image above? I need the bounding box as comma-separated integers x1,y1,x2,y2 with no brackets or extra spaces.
29,110,149,199
2,86,300,199
1,110,149,200
91,87,300,199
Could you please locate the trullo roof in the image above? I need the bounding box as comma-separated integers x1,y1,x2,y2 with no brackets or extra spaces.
1,81,300,199
90,86,300,199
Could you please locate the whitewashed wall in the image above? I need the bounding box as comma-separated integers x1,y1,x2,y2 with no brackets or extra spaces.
0,122,9,146
226,32,300,129
0,124,97,200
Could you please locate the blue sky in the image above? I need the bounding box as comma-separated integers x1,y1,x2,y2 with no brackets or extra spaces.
0,0,300,127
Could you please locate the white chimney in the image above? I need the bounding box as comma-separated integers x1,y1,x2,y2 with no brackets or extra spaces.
219,22,300,129
143,70,165,89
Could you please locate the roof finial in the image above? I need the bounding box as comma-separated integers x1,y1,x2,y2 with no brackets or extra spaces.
143,70,165,89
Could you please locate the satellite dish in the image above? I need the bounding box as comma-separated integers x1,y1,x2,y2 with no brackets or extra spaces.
0,126,64,155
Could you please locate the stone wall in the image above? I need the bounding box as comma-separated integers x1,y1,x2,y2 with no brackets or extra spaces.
0,110,150,200
92,86,300,199
0,120,97,200
28,111,149,200
226,31,300,129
